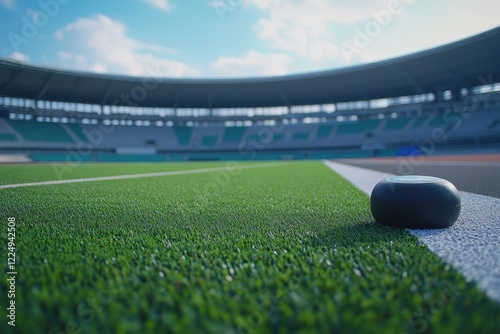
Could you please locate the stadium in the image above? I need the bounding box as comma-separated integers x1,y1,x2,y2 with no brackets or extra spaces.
1,28,500,163
1,16,500,334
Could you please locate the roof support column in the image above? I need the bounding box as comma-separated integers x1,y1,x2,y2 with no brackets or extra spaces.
276,84,291,114
100,82,114,114
36,75,54,104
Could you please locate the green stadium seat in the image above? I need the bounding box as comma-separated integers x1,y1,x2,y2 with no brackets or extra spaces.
273,133,285,141
222,127,247,142
30,153,95,162
292,132,310,140
383,118,410,131
335,119,381,135
316,124,334,139
8,120,75,143
201,136,218,147
65,123,89,142
97,154,166,162
0,133,17,142
173,127,193,146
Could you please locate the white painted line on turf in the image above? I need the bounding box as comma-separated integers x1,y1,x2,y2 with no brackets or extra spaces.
323,160,392,195
0,163,285,189
323,160,500,303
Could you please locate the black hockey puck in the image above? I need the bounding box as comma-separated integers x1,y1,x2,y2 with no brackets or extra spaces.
370,175,461,229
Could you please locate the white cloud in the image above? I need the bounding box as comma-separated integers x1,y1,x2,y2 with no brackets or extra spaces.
246,0,499,70
0,0,15,9
54,14,198,77
247,0,272,10
141,0,171,12
211,50,290,77
340,0,498,65
9,52,30,62
245,0,400,62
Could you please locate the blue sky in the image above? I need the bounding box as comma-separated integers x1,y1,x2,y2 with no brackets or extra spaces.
0,0,498,78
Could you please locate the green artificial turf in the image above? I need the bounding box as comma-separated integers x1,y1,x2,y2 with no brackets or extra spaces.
0,161,499,333
0,162,235,185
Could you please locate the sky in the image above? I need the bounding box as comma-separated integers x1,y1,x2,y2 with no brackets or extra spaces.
0,0,499,79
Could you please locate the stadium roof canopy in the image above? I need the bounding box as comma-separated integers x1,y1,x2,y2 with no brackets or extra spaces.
0,27,499,109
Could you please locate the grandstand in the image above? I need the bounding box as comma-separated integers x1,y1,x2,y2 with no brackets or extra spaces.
0,28,499,163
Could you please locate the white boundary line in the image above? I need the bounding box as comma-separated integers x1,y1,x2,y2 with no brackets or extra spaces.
0,162,284,189
323,160,500,303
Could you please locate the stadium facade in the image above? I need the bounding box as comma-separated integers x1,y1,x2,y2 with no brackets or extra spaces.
0,27,499,162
